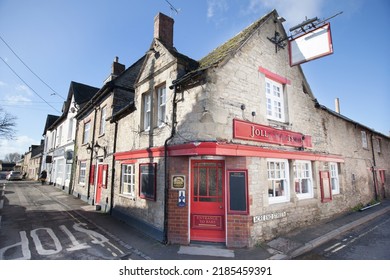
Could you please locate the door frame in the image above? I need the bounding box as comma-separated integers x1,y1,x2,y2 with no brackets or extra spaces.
189,157,226,243
94,160,107,205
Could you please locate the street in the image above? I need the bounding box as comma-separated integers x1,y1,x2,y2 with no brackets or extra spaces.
295,212,390,260
0,180,144,260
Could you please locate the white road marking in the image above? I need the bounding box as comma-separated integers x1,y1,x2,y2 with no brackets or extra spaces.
331,244,346,253
324,242,341,252
31,228,62,255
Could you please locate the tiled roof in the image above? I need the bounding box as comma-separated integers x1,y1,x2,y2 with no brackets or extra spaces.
199,10,275,69
71,81,100,108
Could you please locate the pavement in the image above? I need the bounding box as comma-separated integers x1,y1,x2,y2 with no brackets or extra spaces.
5,181,390,260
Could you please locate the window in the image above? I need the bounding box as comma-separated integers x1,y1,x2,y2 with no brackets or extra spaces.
67,118,73,140
266,78,285,122
56,159,64,181
361,131,368,149
79,161,87,184
65,164,71,181
121,164,135,197
99,106,106,135
143,93,151,131
83,121,90,144
375,138,381,153
57,125,62,147
157,85,166,127
267,159,290,203
294,161,313,199
330,163,339,194
139,163,156,200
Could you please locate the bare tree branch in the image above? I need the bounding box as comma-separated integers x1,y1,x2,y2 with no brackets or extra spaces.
0,106,17,140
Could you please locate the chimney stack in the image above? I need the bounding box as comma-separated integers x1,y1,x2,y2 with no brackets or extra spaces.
154,12,174,48
335,98,340,114
112,56,125,76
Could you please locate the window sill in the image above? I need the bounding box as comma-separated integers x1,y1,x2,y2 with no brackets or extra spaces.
119,194,136,201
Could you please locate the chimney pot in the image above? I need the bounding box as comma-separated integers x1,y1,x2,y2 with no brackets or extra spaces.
335,98,340,114
154,12,174,48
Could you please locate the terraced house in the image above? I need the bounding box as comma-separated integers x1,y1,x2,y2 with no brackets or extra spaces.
72,56,145,210
41,82,99,192
47,10,389,248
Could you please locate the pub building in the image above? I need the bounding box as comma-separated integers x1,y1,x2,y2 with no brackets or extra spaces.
102,10,389,248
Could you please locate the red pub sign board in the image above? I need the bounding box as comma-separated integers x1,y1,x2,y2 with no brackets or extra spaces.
233,119,312,148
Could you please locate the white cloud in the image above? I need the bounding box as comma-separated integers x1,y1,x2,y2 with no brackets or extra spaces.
0,81,7,87
207,0,229,19
4,94,32,104
245,0,325,29
16,84,33,96
0,135,38,160
1,84,33,104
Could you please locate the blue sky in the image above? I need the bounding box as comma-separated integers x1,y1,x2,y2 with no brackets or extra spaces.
0,0,389,160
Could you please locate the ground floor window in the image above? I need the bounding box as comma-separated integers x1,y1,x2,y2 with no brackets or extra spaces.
56,159,64,181
294,160,313,199
330,163,339,194
65,164,71,181
79,161,87,185
267,159,290,203
121,164,135,197
139,163,156,200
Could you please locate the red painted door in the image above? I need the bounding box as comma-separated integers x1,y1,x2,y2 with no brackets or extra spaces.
96,164,108,204
190,160,225,243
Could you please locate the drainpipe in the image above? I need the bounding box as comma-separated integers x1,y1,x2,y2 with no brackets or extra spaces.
163,83,178,244
370,133,378,201
87,108,98,205
109,120,118,215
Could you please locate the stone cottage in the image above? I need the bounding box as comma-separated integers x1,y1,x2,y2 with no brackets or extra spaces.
72,57,145,210
92,10,389,247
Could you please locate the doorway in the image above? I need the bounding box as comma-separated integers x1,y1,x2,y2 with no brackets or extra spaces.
190,160,225,243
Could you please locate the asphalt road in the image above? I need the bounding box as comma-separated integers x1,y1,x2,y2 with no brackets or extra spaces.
295,213,390,260
0,180,140,260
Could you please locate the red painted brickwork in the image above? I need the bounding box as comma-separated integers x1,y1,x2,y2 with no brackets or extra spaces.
167,157,189,244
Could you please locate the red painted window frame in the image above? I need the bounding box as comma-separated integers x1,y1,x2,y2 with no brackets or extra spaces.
227,169,249,215
139,163,157,201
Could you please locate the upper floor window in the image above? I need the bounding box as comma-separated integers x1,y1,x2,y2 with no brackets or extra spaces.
142,93,151,131
83,121,90,144
67,118,73,140
330,162,339,194
361,131,368,149
157,85,166,127
57,125,62,147
267,159,290,204
375,138,381,153
265,78,285,122
99,106,107,135
294,160,313,199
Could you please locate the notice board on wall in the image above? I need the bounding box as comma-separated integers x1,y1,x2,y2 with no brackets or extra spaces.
227,170,248,214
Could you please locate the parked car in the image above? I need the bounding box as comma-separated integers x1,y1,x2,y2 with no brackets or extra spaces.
6,171,23,181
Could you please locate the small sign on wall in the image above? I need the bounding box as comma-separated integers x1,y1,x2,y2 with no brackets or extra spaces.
172,175,186,190
178,190,186,207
